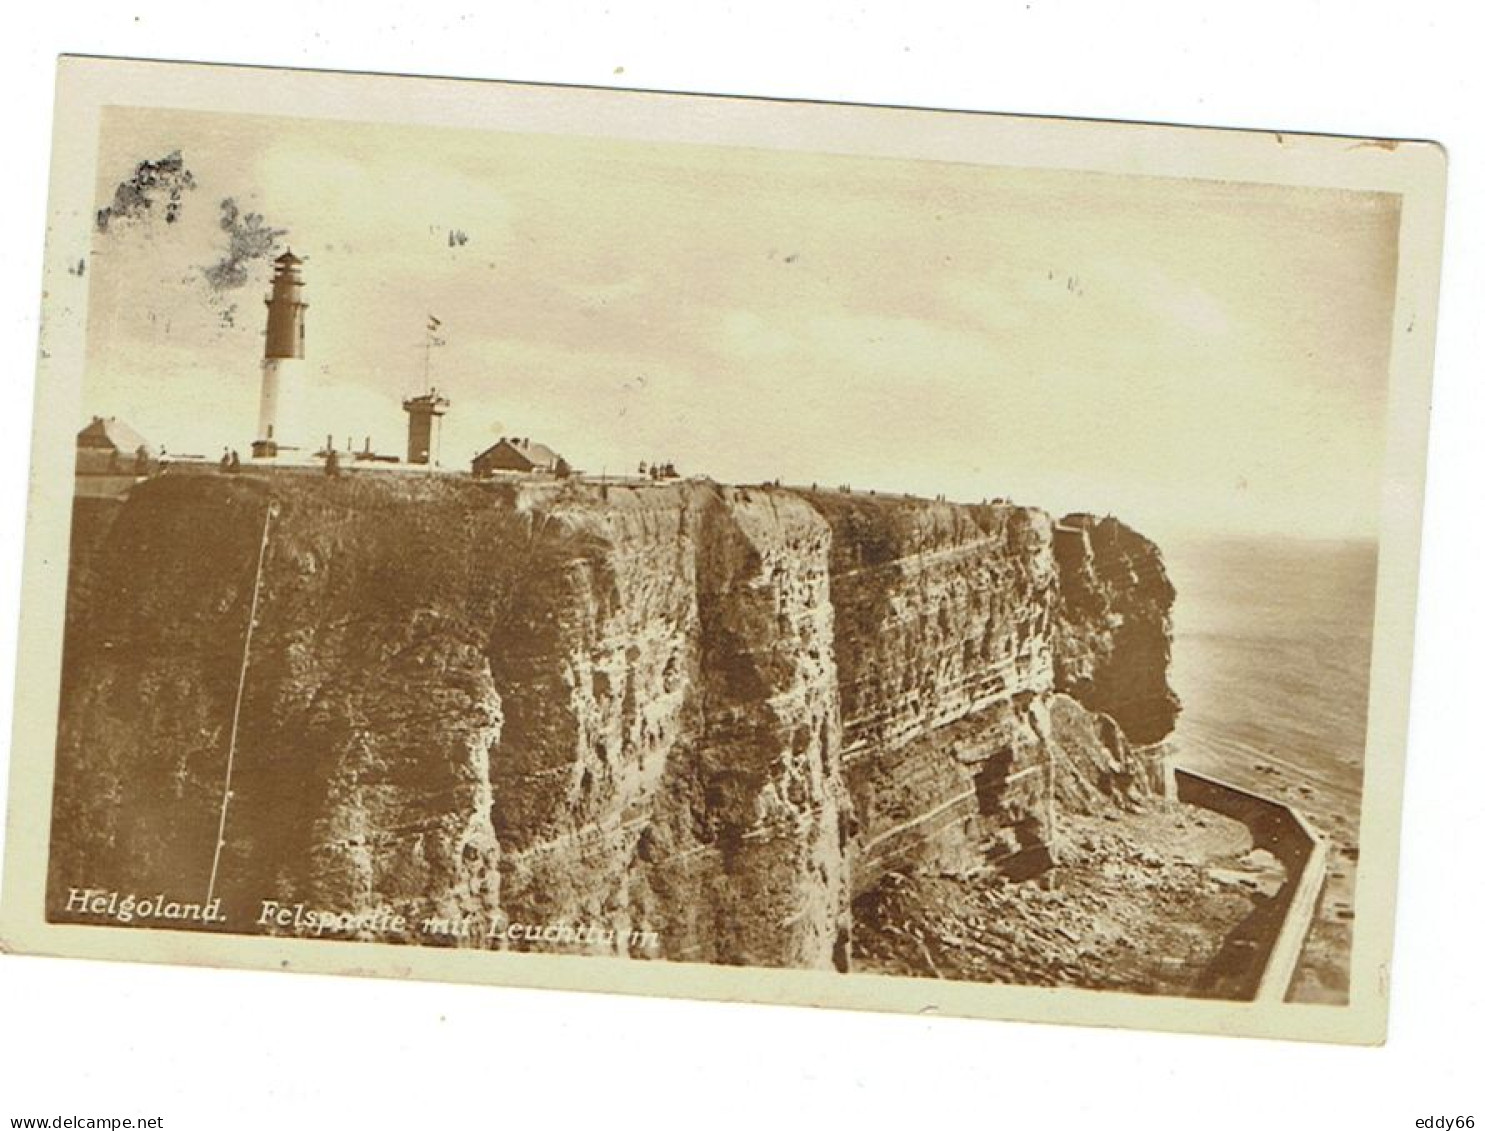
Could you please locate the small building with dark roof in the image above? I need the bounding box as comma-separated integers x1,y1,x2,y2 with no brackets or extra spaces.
76,416,153,473
75,416,155,497
472,436,568,477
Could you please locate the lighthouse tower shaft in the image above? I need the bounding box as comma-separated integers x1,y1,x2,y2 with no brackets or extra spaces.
403,391,449,465
253,251,308,458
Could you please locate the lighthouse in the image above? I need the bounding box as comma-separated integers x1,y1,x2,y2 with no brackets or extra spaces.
252,249,307,458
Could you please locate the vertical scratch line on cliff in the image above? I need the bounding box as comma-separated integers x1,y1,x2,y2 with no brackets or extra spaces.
206,500,276,906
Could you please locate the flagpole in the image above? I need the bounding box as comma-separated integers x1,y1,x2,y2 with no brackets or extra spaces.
424,314,443,395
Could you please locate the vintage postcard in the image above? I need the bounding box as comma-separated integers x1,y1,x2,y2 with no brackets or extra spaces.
0,56,1444,1043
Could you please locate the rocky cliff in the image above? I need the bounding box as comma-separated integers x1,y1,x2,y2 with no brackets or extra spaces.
47,472,1179,973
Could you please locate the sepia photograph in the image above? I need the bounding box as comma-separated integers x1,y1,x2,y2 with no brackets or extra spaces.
0,55,1444,1047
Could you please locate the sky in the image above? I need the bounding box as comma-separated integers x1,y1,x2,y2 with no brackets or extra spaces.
79,105,1402,542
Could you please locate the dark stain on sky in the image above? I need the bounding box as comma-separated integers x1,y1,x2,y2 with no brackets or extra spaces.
95,151,196,231
204,198,290,292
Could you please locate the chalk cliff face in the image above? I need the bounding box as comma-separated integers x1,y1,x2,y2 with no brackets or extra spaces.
48,474,1178,971
1053,513,1181,745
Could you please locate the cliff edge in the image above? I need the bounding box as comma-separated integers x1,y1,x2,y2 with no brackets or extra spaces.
47,473,1181,975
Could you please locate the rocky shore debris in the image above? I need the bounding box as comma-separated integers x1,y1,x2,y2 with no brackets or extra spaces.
855,806,1275,997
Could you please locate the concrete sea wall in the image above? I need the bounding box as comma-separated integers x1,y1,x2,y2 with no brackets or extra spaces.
1173,767,1330,1001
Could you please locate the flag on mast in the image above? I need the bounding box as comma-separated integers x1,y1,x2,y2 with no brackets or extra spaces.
422,315,446,393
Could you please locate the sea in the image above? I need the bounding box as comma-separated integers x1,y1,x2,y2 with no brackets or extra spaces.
1163,535,1378,1002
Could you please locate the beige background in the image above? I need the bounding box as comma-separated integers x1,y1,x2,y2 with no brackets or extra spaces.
1,57,1444,1047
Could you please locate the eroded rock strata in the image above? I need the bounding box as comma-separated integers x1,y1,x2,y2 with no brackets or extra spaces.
48,474,1179,975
